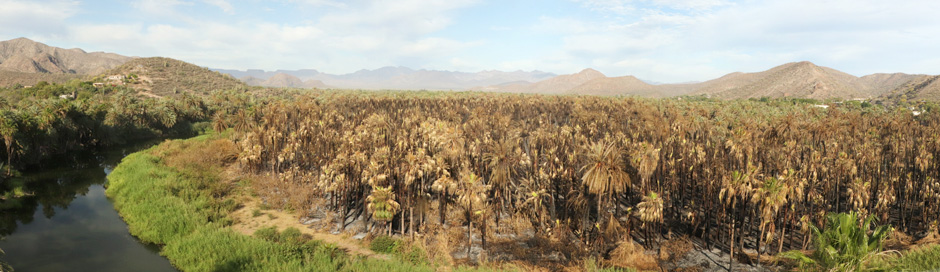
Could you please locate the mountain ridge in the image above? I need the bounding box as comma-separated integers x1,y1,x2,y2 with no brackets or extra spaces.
215,66,556,90
0,37,132,75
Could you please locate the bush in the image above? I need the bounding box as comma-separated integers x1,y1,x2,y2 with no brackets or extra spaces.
370,235,400,253
254,226,280,242
780,212,892,271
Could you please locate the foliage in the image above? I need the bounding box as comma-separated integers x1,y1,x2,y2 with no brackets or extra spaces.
370,235,400,253
0,237,11,272
228,91,940,264
107,135,441,271
870,244,940,271
780,212,892,271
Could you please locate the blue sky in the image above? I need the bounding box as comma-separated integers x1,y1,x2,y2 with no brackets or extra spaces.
2,0,940,83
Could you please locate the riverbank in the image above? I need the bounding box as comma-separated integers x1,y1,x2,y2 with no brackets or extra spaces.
105,133,448,271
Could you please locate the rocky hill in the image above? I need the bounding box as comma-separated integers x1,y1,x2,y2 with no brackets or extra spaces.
105,57,246,96
0,38,131,75
691,61,869,99
568,76,661,97
881,75,940,102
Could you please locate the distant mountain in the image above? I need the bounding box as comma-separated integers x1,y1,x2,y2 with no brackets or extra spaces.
881,75,940,101
568,76,657,97
480,61,930,99
0,37,131,75
481,68,606,94
216,66,556,90
106,57,246,96
242,72,330,89
691,61,871,99
481,69,693,97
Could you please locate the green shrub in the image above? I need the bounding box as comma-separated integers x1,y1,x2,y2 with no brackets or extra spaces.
780,212,892,271
370,235,400,253
254,226,280,242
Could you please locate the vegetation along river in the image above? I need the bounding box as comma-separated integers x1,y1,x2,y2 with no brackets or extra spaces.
0,142,176,271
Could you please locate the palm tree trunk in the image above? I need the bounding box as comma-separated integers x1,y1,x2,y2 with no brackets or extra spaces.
410,206,415,240
468,214,473,256
730,217,735,272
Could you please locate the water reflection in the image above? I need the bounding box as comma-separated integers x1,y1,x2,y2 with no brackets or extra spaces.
0,143,177,271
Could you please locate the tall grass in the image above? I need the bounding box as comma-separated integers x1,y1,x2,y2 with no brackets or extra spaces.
871,244,940,271
106,134,438,271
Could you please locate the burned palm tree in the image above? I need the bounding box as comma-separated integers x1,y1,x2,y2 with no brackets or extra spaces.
580,140,630,248
367,185,400,235
457,171,489,256
636,191,663,246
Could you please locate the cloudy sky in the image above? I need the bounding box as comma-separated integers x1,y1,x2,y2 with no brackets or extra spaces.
2,0,940,83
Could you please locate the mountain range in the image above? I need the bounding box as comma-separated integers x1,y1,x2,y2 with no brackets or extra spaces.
213,66,557,90
3,37,940,101
0,37,130,74
481,61,936,101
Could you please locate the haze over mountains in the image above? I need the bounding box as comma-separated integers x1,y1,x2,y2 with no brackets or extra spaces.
3,37,940,101
213,67,557,90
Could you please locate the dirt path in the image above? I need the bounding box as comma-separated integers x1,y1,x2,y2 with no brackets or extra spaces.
229,196,390,260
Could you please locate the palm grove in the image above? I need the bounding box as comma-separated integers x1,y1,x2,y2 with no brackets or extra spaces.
225,92,940,263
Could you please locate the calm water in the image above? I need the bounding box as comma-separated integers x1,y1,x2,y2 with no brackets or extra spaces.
0,144,176,271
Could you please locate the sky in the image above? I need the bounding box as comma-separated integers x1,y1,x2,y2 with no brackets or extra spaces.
2,0,940,83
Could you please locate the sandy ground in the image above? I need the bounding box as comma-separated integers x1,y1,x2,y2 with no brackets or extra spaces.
228,196,390,260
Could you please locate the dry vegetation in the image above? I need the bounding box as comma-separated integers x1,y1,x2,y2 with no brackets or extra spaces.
216,91,940,270
0,71,84,87
106,57,247,96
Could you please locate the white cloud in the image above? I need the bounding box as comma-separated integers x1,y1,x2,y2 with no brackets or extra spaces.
202,0,234,14
526,0,940,82
0,0,78,37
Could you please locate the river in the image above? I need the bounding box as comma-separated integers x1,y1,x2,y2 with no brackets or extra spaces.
0,143,176,271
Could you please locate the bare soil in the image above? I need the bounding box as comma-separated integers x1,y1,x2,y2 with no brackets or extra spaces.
229,196,390,260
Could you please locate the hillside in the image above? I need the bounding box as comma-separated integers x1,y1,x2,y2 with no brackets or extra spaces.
692,61,870,99
482,68,607,94
859,73,923,97
882,75,940,101
568,76,660,97
0,38,131,75
105,57,246,96
0,71,84,87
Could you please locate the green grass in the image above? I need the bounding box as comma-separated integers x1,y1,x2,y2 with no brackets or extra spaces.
106,134,442,271
870,244,940,271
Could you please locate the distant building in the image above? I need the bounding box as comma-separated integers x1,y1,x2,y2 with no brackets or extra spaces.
93,82,105,88
107,75,125,81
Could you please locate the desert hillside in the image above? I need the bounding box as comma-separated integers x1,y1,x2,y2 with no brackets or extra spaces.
0,38,131,75
105,57,246,96
690,61,868,99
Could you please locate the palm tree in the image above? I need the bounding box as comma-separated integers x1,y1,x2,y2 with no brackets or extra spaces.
0,110,18,176
457,171,489,256
366,185,400,235
780,212,892,271
483,135,518,233
636,191,663,246
580,140,630,243
751,175,788,260
719,165,756,269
